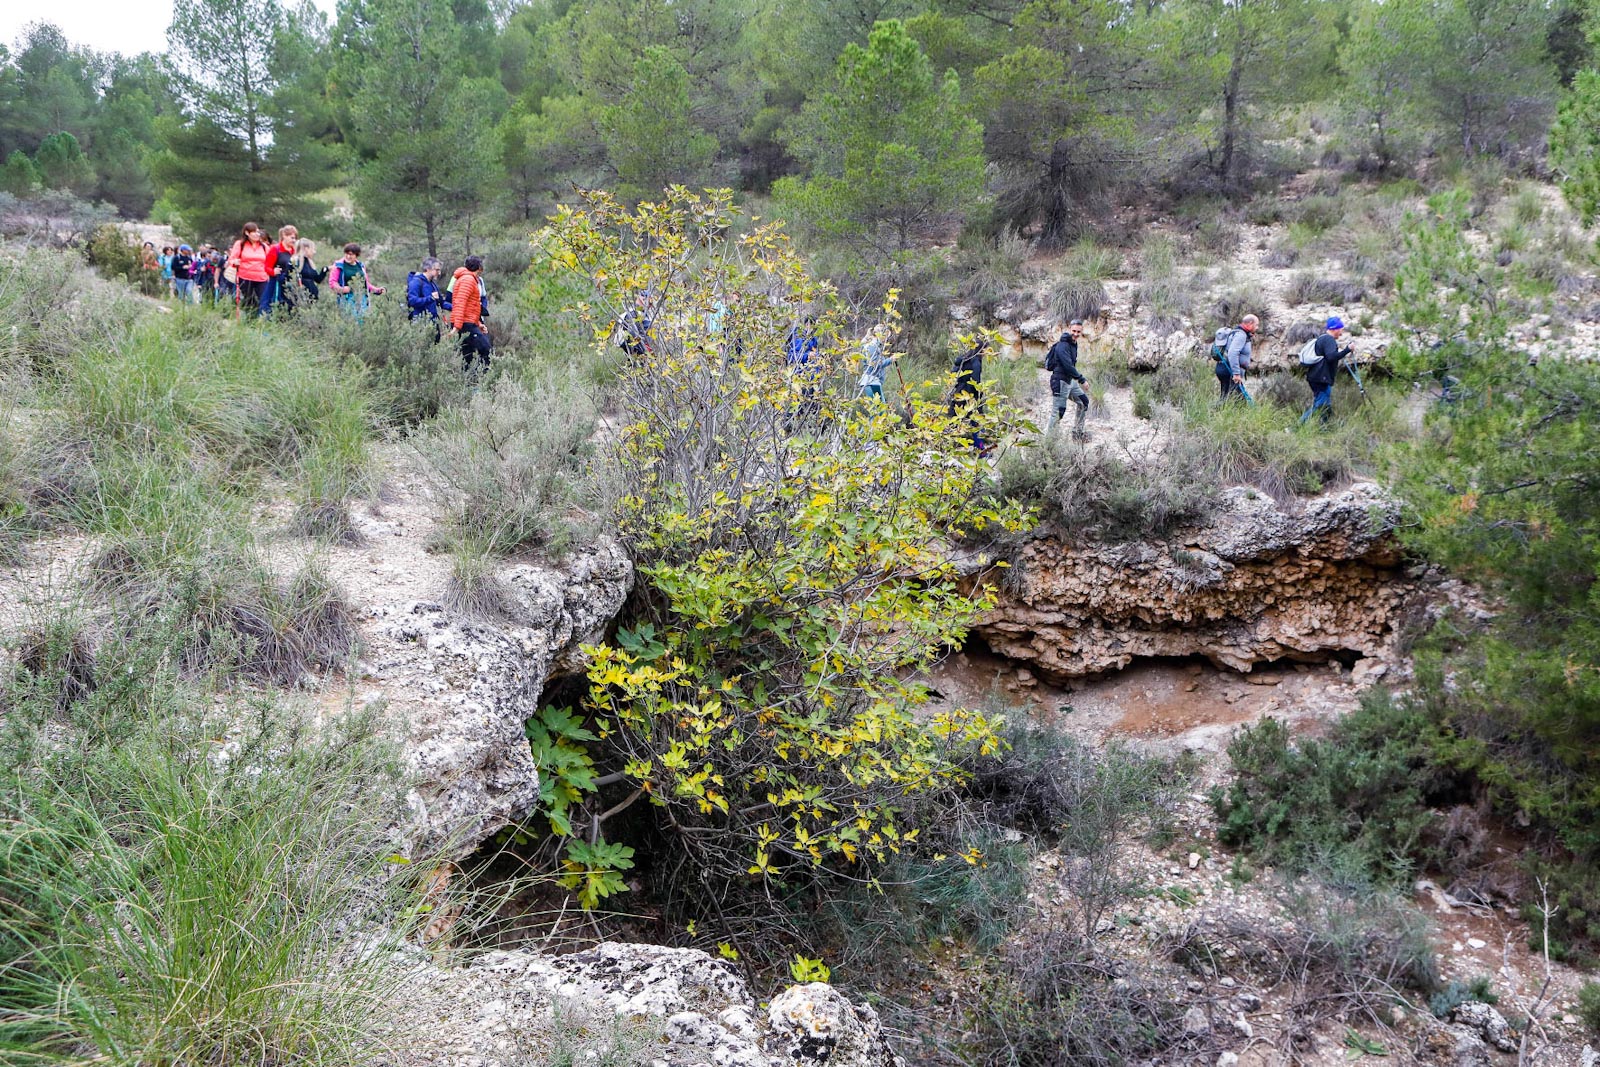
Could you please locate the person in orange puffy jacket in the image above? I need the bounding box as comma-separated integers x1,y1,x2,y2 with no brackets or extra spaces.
449,255,491,376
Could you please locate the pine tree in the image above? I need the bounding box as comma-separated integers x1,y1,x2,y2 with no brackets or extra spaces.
600,48,716,201
346,0,505,256
775,20,986,257
1,150,41,197
34,132,95,195
156,0,331,237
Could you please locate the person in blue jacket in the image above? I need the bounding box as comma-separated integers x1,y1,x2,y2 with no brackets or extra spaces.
407,257,449,341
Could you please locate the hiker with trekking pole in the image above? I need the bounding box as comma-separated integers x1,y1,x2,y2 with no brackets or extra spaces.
1298,316,1354,425
1211,314,1257,403
226,222,273,319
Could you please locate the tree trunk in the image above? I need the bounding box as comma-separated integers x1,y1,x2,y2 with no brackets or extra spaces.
1042,139,1072,248
425,214,437,258
1219,44,1244,184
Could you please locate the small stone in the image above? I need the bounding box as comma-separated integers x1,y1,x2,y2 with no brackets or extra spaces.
1217,1054,1240,1067
1182,1006,1210,1035
1186,980,1205,994
1232,1014,1254,1039
1235,993,1262,1012
1219,976,1236,988
1466,937,1487,949
1188,852,1201,870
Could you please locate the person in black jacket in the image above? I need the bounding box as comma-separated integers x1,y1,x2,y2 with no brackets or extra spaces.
295,239,328,302
1299,316,1353,425
950,335,989,453
1044,319,1090,439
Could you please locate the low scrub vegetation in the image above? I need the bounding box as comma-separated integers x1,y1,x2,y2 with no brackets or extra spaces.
0,614,429,1064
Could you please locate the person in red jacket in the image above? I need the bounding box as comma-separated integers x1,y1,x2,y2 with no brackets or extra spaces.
267,225,297,310
226,222,273,318
449,255,491,376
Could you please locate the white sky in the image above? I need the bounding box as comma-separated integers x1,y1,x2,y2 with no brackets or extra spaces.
2,0,339,60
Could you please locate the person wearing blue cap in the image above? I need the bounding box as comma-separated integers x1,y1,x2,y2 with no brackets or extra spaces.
1299,316,1353,425
171,244,198,304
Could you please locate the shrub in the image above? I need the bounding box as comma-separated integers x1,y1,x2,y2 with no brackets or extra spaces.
1262,243,1299,269
416,368,600,560
1429,976,1497,1019
964,928,1186,1067
1390,194,1600,951
1579,980,1600,1033
283,293,470,426
1169,875,1439,1030
1211,694,1459,877
536,189,1033,938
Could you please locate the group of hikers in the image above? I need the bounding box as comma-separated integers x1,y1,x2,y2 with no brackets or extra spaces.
1207,312,1358,424
138,227,495,374
614,286,1358,454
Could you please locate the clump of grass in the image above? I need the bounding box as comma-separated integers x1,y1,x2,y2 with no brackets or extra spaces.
1283,272,1367,307
1177,362,1402,498
1509,185,1545,227
417,368,601,561
995,429,1219,542
1047,240,1119,322
1192,215,1241,257
1282,321,1322,347
1210,286,1270,329
1290,193,1346,235
956,227,1032,317
0,615,431,1066
1130,234,1194,333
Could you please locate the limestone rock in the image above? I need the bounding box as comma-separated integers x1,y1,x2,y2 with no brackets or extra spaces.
1129,327,1198,371
766,983,902,1066
378,540,632,859
383,942,904,1067
972,483,1426,678
1452,1001,1518,1053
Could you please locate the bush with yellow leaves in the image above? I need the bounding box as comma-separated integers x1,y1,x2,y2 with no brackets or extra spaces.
538,188,1033,943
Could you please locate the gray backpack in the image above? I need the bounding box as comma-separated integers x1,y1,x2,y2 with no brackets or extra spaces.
1298,338,1322,366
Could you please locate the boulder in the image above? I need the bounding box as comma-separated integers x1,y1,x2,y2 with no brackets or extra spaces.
372,540,633,859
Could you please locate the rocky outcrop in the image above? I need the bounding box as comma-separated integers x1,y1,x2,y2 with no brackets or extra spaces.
366,541,633,859
382,941,904,1067
974,483,1420,678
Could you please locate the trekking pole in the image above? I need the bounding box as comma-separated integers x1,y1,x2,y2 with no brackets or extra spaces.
1346,358,1369,403
1236,379,1255,405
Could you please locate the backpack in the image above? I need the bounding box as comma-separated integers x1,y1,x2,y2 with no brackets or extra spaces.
1297,338,1322,366
1209,326,1238,363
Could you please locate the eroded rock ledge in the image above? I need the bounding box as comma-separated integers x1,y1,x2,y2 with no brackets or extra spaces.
973,483,1421,679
